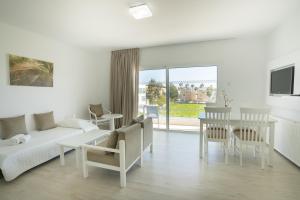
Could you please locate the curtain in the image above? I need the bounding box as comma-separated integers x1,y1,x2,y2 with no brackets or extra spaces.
110,48,139,127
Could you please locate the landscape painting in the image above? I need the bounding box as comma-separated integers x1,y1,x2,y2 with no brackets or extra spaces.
9,54,53,87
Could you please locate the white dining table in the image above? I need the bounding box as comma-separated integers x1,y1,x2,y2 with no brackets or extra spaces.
198,113,277,166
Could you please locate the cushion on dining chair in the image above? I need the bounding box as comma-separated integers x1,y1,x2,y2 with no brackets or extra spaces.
206,127,227,139
233,128,263,141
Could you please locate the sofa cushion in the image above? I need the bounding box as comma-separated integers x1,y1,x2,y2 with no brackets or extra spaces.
90,104,104,117
34,111,56,131
0,115,27,139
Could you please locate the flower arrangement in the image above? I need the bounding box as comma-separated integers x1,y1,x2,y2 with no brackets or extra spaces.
221,90,233,107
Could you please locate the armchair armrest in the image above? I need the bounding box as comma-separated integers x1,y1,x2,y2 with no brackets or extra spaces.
88,107,98,121
81,144,120,154
141,118,153,150
103,107,112,114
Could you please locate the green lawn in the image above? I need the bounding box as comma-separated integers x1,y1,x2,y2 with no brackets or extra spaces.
160,103,205,118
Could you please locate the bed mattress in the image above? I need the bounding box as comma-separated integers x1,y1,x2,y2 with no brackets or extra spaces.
0,127,84,181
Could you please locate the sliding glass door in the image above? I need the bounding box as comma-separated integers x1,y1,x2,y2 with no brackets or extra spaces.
139,69,167,129
139,66,217,131
168,66,217,131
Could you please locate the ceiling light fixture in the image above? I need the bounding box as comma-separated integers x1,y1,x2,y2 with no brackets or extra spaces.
129,4,152,19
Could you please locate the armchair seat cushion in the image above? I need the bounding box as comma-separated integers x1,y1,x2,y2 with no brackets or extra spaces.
87,150,119,167
87,140,119,166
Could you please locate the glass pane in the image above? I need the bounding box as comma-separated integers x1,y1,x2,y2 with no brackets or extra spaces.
169,66,218,131
139,69,166,129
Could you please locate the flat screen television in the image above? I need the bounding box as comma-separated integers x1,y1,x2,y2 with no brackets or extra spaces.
270,65,295,95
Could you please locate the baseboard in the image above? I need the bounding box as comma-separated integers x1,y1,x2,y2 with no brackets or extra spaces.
153,128,199,134
274,149,300,169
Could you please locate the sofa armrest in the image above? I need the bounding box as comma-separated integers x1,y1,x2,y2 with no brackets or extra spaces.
103,107,112,114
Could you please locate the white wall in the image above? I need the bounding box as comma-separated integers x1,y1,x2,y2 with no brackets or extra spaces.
265,11,300,166
0,22,110,130
140,37,267,114
266,11,300,121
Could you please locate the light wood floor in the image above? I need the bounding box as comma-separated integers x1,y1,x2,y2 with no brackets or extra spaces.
1,131,300,200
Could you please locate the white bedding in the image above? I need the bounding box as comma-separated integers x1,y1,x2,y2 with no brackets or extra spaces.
0,127,84,181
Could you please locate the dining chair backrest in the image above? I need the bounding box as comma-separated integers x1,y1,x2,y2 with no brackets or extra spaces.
205,107,231,140
239,108,270,142
205,102,218,107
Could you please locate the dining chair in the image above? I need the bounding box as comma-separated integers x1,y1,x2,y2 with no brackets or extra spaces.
205,102,217,107
204,107,231,164
233,107,270,169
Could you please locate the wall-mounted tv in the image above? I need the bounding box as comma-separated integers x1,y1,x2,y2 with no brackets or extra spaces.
270,65,295,95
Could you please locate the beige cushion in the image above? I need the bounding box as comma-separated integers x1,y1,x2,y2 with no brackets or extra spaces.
0,115,27,139
206,127,227,139
233,128,263,141
105,131,119,154
130,115,144,126
90,104,103,117
34,111,56,131
87,124,142,169
87,148,119,167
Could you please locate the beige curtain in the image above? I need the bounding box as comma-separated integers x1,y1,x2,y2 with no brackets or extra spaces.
110,48,139,127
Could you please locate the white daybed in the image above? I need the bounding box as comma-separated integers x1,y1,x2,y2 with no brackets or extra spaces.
0,127,84,181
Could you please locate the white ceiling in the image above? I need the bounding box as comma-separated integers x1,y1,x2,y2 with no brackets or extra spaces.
0,0,299,51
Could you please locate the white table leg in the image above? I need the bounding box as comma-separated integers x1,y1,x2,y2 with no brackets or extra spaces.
200,120,204,159
82,147,88,178
109,118,115,131
268,123,275,167
60,145,65,166
76,148,81,168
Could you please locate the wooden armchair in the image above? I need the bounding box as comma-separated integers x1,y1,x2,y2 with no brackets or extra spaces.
81,123,142,187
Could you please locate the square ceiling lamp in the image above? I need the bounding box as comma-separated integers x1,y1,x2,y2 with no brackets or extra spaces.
129,4,152,19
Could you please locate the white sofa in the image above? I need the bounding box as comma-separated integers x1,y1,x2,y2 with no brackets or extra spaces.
0,127,84,181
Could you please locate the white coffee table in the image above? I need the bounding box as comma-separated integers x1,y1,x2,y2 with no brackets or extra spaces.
57,129,110,168
101,113,123,130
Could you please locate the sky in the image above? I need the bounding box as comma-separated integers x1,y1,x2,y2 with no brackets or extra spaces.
140,66,217,84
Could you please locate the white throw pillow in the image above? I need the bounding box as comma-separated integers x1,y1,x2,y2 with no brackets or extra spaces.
57,118,98,132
